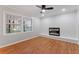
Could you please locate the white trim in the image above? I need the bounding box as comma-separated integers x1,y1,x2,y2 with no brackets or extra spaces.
3,10,6,35
40,34,79,45
4,11,23,16
3,10,33,35
0,35,40,48
3,10,23,35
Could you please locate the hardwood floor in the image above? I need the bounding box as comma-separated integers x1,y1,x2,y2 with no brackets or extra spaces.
0,36,79,54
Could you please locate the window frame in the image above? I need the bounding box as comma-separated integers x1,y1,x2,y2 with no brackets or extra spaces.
22,16,32,32
3,11,33,35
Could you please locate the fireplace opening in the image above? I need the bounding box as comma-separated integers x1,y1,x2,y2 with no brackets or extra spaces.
49,27,60,36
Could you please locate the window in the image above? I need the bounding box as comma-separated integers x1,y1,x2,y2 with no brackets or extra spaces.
6,14,22,33
4,11,32,34
23,17,32,32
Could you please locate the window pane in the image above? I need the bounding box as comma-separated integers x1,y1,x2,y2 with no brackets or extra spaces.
23,17,32,32
6,14,22,33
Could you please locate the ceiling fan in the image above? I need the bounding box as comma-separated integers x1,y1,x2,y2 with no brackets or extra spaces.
36,5,54,13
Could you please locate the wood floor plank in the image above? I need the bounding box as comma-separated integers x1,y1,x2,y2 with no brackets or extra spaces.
0,36,79,54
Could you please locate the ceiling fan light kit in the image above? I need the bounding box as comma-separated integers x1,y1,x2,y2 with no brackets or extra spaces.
36,5,54,16
42,9,46,13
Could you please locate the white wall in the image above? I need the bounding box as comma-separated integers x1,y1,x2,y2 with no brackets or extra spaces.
0,6,79,47
0,6,40,47
40,11,77,40
76,10,79,40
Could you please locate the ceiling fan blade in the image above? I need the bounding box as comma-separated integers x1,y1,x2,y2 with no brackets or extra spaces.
45,7,54,10
36,5,42,8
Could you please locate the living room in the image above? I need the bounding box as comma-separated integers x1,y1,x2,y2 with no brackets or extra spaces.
0,5,79,54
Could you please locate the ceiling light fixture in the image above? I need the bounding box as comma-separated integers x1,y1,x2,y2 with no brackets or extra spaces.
62,8,66,12
42,9,46,13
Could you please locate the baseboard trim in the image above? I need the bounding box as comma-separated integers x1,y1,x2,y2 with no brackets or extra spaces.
0,35,40,48
40,34,79,45
0,34,79,48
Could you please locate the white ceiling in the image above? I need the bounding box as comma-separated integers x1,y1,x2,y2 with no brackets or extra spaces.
2,5,78,17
